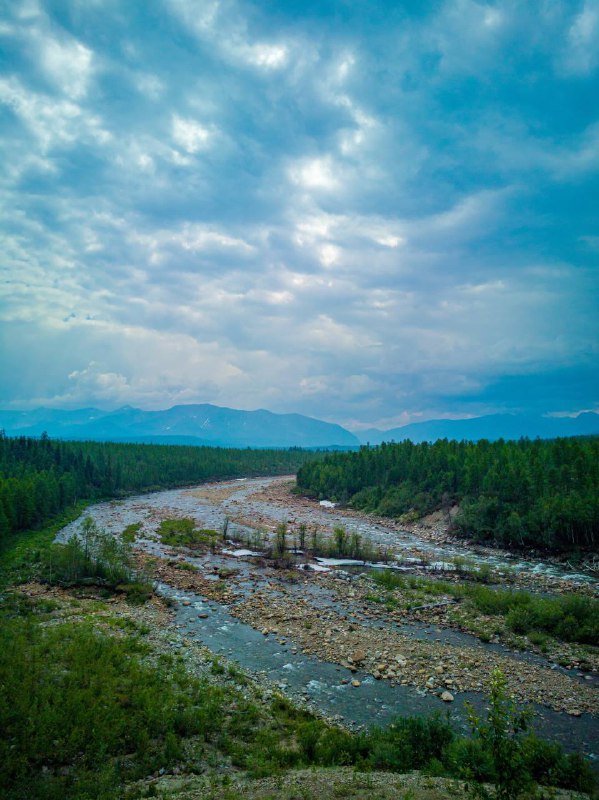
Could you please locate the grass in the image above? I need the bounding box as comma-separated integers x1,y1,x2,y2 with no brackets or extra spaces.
122,522,142,543
37,517,154,604
158,518,219,549
370,571,599,647
0,616,226,800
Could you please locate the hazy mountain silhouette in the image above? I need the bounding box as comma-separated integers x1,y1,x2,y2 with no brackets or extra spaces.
356,412,599,445
0,404,359,449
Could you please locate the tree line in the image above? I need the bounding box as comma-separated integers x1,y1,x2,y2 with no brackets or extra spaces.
296,437,599,553
0,434,320,544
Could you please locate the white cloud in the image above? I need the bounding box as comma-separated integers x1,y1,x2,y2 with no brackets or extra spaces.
289,157,339,190
245,43,288,69
559,1,599,76
0,77,110,151
319,243,340,267
0,0,597,422
172,115,212,153
39,35,93,98
135,73,164,99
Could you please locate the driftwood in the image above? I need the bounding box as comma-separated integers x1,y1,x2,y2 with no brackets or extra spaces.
565,556,599,576
409,599,459,612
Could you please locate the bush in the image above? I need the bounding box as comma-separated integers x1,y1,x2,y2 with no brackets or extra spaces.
0,619,222,800
41,517,150,592
121,522,141,543
364,715,454,773
158,518,219,549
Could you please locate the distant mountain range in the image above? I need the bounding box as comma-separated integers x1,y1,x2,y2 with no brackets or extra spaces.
0,404,360,449
355,412,599,445
0,405,597,449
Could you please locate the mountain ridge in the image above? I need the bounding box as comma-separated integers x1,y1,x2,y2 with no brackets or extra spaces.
355,411,599,445
1,405,597,448
0,403,360,449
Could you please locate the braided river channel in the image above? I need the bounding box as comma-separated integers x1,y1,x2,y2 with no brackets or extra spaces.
57,476,599,765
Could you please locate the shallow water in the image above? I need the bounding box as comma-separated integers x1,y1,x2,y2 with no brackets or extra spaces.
163,582,598,760
224,480,598,587
56,477,599,763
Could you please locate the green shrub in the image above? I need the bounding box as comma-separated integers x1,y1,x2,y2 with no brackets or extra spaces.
158,518,219,548
121,522,141,543
370,567,599,646
0,619,222,800
364,715,454,773
39,517,152,602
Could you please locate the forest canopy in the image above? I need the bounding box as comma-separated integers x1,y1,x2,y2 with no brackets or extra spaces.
296,437,599,553
0,434,321,544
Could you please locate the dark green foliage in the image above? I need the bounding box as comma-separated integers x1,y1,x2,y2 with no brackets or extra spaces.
0,619,223,800
0,503,90,590
503,592,599,645
38,517,152,602
370,571,599,646
459,668,595,798
0,606,594,799
363,715,455,773
464,669,533,799
0,433,322,547
158,518,219,548
297,437,599,553
122,522,141,543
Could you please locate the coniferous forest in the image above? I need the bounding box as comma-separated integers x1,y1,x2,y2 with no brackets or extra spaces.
0,434,320,544
296,437,599,553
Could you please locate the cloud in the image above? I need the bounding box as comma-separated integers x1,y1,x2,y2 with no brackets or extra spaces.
559,1,599,76
38,35,94,99
0,0,597,424
172,115,213,154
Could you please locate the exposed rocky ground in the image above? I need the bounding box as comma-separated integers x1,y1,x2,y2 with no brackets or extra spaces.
56,476,598,760
142,768,592,800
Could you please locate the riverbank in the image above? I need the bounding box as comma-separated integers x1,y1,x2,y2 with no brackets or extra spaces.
51,475,597,762
3,479,598,800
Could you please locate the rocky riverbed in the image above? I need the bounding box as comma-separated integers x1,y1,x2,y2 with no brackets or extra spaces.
56,475,599,762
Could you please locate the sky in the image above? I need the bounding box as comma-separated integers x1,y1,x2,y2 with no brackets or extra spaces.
0,0,598,430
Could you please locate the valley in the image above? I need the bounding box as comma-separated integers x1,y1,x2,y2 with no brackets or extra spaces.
54,476,599,763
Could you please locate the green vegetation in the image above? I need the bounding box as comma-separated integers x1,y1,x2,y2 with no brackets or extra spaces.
269,522,387,563
296,437,599,553
0,502,90,590
39,517,153,603
0,516,595,800
2,608,593,800
459,667,594,799
370,571,599,646
0,433,322,547
0,618,207,800
122,522,141,543
158,518,219,549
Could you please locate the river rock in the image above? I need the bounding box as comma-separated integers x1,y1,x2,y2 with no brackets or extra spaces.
440,691,454,702
351,680,361,688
